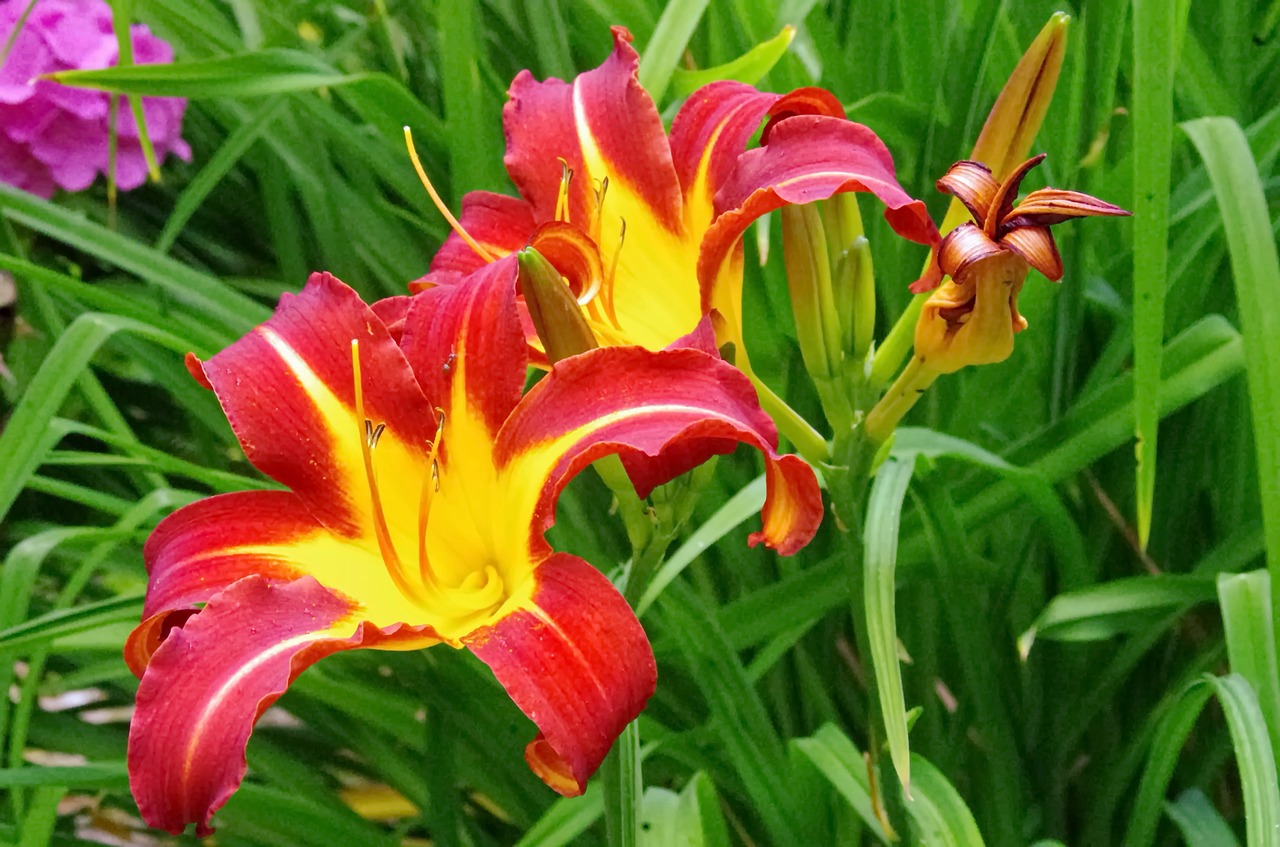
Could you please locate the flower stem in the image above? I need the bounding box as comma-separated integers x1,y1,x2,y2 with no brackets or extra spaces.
601,720,642,847
871,292,927,389
746,371,830,466
864,355,938,445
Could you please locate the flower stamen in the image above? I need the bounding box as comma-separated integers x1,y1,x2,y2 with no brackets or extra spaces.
404,126,495,263
600,217,625,328
352,339,427,604
555,158,573,224
591,176,610,244
417,410,445,588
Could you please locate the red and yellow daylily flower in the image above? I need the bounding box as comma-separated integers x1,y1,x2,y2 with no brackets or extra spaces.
126,262,822,835
419,26,938,368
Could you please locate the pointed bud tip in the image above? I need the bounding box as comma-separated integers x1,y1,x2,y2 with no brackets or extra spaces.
517,247,599,363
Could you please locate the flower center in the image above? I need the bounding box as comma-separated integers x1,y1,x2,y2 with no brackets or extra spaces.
350,340,507,635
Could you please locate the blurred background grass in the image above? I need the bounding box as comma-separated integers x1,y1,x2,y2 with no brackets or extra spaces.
1,0,1278,844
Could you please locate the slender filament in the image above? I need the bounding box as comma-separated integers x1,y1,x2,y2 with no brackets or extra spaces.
404,126,495,262
417,411,445,588
352,339,426,604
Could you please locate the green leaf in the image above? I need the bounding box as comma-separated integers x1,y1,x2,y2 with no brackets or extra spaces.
47,49,348,97
0,185,268,338
658,582,800,842
0,763,128,789
1165,789,1241,847
0,594,144,654
637,0,712,104
908,316,1244,566
515,784,604,847
1131,0,1190,548
1182,117,1280,643
1216,571,1280,763
108,0,159,184
0,313,195,525
17,785,64,847
1125,674,1280,847
436,0,505,195
670,26,796,96
638,774,726,847
863,455,916,792
904,753,986,847
156,95,287,253
791,724,882,841
1019,575,1218,654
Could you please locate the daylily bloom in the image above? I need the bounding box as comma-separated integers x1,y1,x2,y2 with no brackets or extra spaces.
913,154,1130,373
864,155,1127,441
420,26,937,368
125,259,823,835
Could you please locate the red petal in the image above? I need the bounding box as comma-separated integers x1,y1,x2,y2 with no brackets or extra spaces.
700,115,938,298
429,190,536,276
496,345,823,557
464,553,655,796
127,575,433,836
668,81,779,226
528,221,605,303
1002,225,1063,280
193,273,440,538
936,160,1000,229
759,86,846,142
503,26,682,233
128,492,312,674
403,257,527,440
371,295,412,344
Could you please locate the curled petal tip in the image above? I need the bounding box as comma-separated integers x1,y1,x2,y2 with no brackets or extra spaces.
1007,188,1131,226
1002,225,1064,281
936,160,1000,227
183,352,212,390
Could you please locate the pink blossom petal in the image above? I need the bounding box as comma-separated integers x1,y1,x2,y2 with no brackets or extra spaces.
0,30,47,105
30,112,109,191
0,99,58,143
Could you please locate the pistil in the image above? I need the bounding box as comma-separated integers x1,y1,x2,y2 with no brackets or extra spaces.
404,126,495,263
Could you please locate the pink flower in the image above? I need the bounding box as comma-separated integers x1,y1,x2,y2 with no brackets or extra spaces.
0,0,191,197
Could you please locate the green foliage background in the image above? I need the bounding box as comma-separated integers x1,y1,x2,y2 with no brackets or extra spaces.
1,0,1278,844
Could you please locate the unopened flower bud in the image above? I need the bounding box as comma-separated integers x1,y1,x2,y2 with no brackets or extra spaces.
781,203,842,382
517,247,599,363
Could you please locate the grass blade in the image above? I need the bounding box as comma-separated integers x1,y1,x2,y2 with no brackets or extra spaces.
1020,575,1217,653
905,753,986,847
1131,0,1189,548
1216,571,1280,762
47,49,348,97
864,455,916,792
636,0,711,104
1182,117,1280,646
670,26,796,96
1125,674,1280,847
1165,788,1241,847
